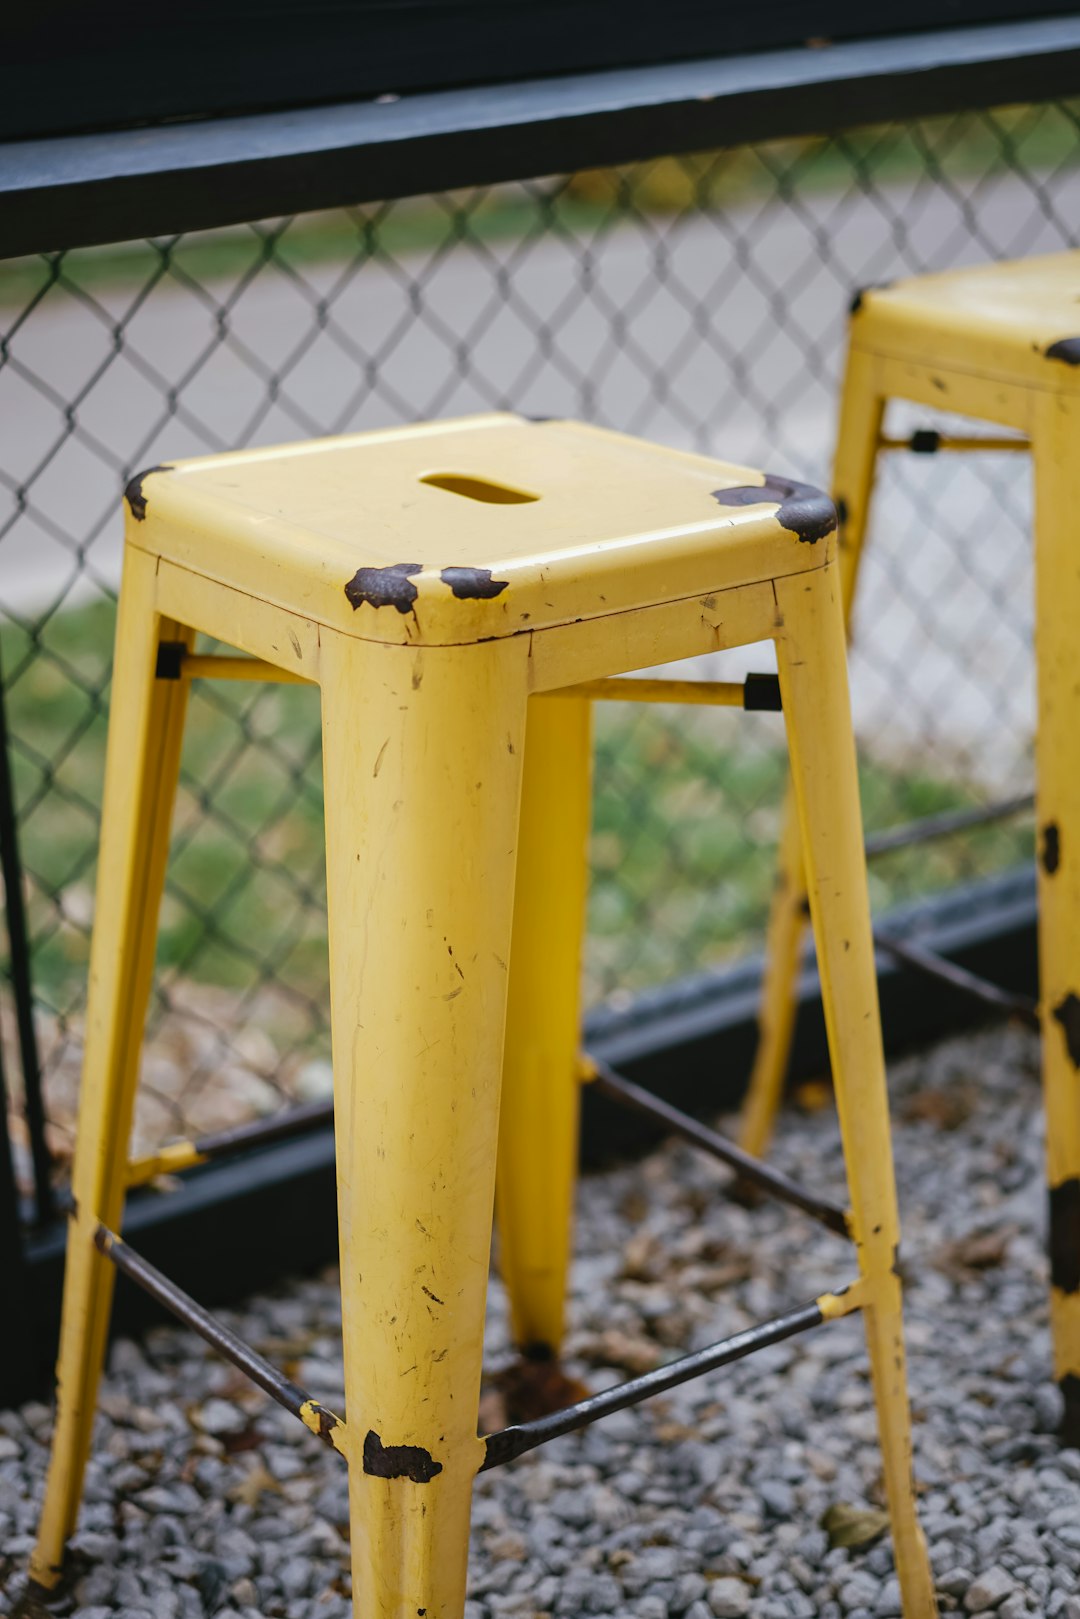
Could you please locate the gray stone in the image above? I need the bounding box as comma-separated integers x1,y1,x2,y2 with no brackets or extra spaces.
966,1568,1016,1612
707,1577,751,1617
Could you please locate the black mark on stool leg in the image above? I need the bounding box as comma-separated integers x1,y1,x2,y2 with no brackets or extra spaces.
1050,1179,1080,1295
362,1429,443,1483
1053,994,1080,1068
1042,822,1061,876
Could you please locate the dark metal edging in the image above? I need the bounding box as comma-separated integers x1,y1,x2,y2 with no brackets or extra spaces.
8,865,1037,1408
3,16,1080,258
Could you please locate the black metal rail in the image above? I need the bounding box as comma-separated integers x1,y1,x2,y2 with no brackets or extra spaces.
3,16,1079,258
95,1224,342,1446
481,1298,830,1469
873,929,1039,1029
0,657,53,1226
189,1098,334,1164
864,792,1033,862
590,1057,849,1235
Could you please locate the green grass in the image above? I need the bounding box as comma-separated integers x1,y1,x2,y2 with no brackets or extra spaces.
2,599,1034,1024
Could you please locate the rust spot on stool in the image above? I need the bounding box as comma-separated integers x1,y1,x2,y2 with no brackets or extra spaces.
440,566,509,600
345,562,422,613
1050,1179,1080,1294
1046,338,1080,366
124,464,172,522
1041,822,1061,876
362,1429,443,1482
1053,993,1080,1068
712,476,837,544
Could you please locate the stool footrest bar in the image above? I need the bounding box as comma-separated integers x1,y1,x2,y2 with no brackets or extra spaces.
481,1297,835,1470
878,431,1029,454
94,1225,347,1453
864,792,1033,860
126,1097,335,1187
587,1057,849,1236
872,931,1039,1028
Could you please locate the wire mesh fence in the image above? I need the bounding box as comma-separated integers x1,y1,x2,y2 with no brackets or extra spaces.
3,98,1075,1197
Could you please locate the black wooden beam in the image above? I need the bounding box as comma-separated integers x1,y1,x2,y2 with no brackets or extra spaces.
3,16,1080,258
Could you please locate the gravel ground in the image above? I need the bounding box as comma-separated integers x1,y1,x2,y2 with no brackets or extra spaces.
3,1022,1077,1619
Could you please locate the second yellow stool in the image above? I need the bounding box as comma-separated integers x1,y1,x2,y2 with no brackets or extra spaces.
739,250,1080,1441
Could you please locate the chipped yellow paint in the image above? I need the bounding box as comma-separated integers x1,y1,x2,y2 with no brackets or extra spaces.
741,246,1080,1455
32,414,934,1616
299,1399,350,1460
816,1278,867,1320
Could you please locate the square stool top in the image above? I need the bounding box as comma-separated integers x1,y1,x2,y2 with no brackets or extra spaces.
124,414,835,647
852,250,1080,393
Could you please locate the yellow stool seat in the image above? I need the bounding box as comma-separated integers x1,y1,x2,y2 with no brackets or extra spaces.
31,414,937,1617
126,414,832,646
855,251,1080,397
741,246,1080,1449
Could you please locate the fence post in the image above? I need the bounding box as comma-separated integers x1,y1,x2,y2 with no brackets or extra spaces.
0,648,54,1225
0,1031,35,1400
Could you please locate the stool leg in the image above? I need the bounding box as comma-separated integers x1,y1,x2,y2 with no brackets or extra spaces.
740,345,885,1157
497,694,592,1357
775,565,937,1618
1032,400,1080,1444
31,547,192,1589
320,633,529,1619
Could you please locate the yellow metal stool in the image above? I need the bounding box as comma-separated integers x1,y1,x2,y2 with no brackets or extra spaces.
30,415,937,1617
739,250,1080,1439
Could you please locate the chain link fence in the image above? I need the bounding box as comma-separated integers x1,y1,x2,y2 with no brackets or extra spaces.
3,98,1075,1195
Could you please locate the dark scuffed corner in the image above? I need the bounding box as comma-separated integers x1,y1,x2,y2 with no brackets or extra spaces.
345,562,423,614
849,281,892,317
124,464,173,522
440,566,509,600
1053,992,1080,1069
712,476,836,545
1046,338,1080,366
362,1429,443,1483
1050,1179,1080,1295
1041,822,1061,876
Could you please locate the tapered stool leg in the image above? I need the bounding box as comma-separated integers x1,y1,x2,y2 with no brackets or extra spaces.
320,631,529,1619
31,547,192,1589
1032,397,1080,1445
497,694,592,1356
740,345,886,1156
776,564,937,1618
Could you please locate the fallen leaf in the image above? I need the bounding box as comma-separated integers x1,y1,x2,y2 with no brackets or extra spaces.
901,1085,978,1130
581,1328,661,1376
932,1228,1011,1282
821,1501,891,1550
